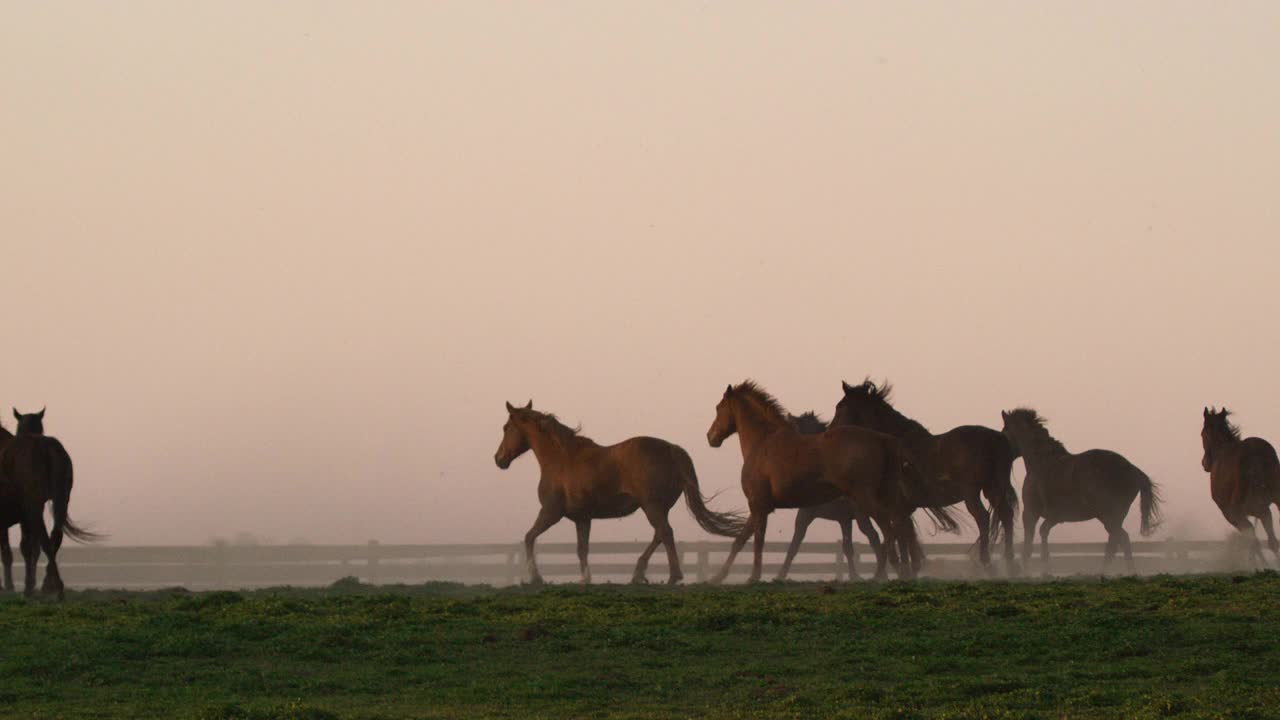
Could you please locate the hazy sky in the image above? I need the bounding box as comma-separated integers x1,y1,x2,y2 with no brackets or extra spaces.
3,3,1278,548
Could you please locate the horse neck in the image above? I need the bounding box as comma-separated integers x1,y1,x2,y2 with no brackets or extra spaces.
871,405,933,447
521,423,575,468
733,404,787,460
1015,433,1068,471
1205,430,1239,456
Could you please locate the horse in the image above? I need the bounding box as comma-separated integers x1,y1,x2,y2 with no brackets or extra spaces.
0,408,102,599
0,420,16,591
1000,408,1162,574
773,412,884,580
1201,407,1280,567
494,400,745,585
832,380,1018,574
706,381,960,582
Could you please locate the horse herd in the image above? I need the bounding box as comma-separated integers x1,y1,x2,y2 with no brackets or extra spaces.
495,380,1280,585
0,382,1275,599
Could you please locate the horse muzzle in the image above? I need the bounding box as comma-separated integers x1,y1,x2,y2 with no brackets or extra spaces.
494,453,512,469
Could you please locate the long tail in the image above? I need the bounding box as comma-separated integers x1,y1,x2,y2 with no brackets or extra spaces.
678,449,746,537
988,436,1020,545
1138,473,1164,537
896,453,962,535
47,442,106,550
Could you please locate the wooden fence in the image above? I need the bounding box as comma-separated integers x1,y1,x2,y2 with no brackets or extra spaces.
28,538,1244,591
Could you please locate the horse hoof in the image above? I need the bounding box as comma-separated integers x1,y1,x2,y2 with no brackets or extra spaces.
631,575,649,585
526,576,544,587
666,575,682,585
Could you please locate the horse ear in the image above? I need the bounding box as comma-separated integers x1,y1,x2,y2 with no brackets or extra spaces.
523,400,532,410
1001,410,1009,420
37,407,45,420
724,384,733,396
11,409,18,422
841,380,853,393
1203,407,1210,419
506,401,515,413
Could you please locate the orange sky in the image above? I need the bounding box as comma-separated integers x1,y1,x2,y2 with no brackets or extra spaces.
3,2,1278,547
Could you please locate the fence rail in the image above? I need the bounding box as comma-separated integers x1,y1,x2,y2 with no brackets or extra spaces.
24,538,1245,591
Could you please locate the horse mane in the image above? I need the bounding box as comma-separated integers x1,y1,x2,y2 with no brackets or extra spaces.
849,378,930,435
517,408,595,451
1004,408,1067,455
1206,407,1242,442
788,411,828,435
731,380,791,428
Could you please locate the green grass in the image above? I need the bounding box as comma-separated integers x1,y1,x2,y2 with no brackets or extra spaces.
1,574,1279,719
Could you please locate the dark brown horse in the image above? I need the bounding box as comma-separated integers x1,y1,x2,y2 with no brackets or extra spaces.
776,412,883,580
707,381,959,582
1201,407,1280,567
494,401,744,585
0,408,101,599
832,380,1018,573
0,420,16,591
1001,408,1162,574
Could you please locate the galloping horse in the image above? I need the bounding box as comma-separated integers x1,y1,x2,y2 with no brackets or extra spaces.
0,408,101,599
1201,407,1280,567
833,380,1018,573
1001,408,1162,574
774,412,883,580
494,401,744,585
707,381,959,582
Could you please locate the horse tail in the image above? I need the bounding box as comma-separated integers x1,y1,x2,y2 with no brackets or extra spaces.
1137,472,1164,537
677,447,746,537
896,450,961,535
46,439,105,549
988,435,1019,545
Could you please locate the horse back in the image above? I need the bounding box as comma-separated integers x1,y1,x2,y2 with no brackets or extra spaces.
596,436,691,498
1212,437,1280,512
0,435,72,504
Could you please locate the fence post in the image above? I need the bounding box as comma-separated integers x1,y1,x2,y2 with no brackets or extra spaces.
506,548,518,586
835,545,844,581
213,541,228,589
367,540,380,585
697,544,709,582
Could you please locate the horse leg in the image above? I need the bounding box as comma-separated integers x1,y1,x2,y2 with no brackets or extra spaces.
0,530,12,592
1021,508,1038,568
710,514,757,584
839,518,859,580
25,516,64,600
1038,520,1056,577
574,519,592,585
749,512,769,583
964,495,993,571
1117,528,1134,573
777,510,815,581
523,506,562,586
1257,511,1280,567
19,530,37,597
640,504,682,584
1101,528,1118,572
854,511,884,579
895,518,918,580
869,514,893,581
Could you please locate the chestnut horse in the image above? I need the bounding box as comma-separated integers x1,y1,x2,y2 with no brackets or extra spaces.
832,380,1018,573
494,401,744,585
776,412,884,580
707,381,959,582
1201,407,1280,567
1001,408,1162,574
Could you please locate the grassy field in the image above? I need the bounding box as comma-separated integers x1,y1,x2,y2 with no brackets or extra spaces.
1,574,1278,720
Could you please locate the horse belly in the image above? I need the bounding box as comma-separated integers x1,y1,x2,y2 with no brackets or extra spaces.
569,494,640,520
770,473,841,509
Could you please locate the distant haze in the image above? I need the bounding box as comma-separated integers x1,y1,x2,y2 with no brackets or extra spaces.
3,3,1278,548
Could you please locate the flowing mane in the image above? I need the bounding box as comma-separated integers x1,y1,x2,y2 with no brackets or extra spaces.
731,380,791,428
1205,407,1242,442
788,411,828,435
516,408,596,451
850,378,930,436
1004,408,1067,455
